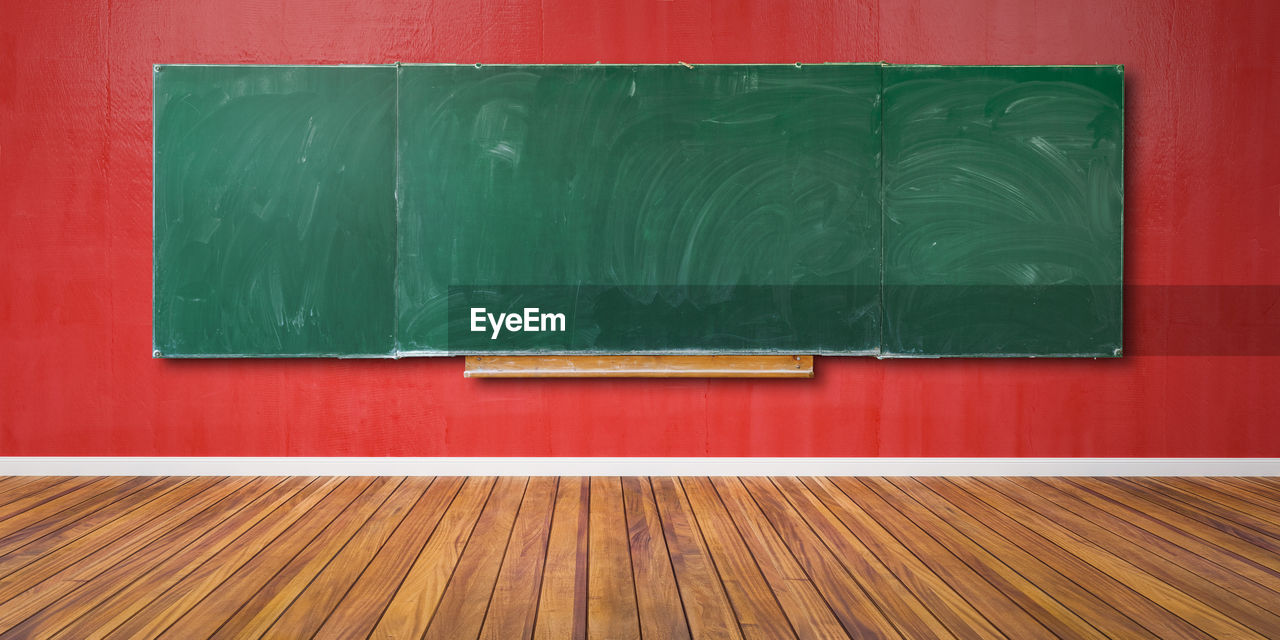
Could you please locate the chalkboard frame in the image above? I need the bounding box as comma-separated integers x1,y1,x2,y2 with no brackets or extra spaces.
152,63,1123,359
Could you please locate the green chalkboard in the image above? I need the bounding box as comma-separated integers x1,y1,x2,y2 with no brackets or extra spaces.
882,65,1124,356
152,63,1123,358
396,64,883,354
153,65,397,356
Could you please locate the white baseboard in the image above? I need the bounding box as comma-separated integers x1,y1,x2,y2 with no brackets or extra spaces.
1,457,1278,477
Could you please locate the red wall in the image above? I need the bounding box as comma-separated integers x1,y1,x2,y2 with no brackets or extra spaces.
2,0,1278,457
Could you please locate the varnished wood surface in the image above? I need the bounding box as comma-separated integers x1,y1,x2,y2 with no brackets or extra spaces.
464,355,814,378
0,476,1278,638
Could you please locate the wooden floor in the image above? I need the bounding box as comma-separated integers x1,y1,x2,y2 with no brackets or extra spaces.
0,477,1279,638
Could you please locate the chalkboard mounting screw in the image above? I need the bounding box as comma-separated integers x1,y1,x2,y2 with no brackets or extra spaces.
152,349,161,357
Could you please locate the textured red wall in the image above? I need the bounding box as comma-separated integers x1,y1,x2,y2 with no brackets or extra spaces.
2,0,1277,457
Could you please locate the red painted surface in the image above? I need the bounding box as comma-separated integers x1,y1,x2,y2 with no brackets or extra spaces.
2,0,1278,457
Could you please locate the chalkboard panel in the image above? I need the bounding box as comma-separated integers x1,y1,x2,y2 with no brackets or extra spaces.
152,63,1123,358
395,64,883,354
153,65,397,356
881,65,1124,356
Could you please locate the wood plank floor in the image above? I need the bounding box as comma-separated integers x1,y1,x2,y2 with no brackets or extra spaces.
0,477,1278,639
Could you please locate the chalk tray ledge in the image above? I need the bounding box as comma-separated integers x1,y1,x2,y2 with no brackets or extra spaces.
463,355,814,378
